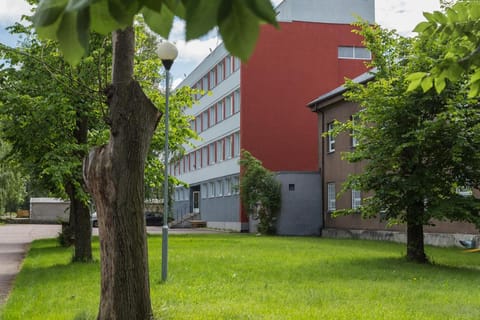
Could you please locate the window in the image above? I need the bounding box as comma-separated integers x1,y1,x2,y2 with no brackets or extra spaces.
338,46,371,60
327,122,335,152
201,184,207,199
209,182,215,198
209,70,216,89
225,135,232,159
217,139,224,162
216,101,224,122
202,75,208,91
217,62,224,83
183,157,188,173
233,56,241,71
351,115,359,147
209,143,216,165
190,153,195,171
216,180,224,197
327,183,336,211
195,116,202,133
202,146,208,168
209,106,216,126
352,189,361,209
225,95,232,118
225,56,232,78
195,150,201,169
202,110,209,130
190,119,195,131
233,89,241,113
233,132,240,157
233,176,240,194
225,178,232,195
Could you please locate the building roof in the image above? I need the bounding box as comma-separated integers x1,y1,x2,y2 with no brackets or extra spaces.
307,68,376,111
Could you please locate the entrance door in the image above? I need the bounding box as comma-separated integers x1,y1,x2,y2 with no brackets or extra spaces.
193,191,200,214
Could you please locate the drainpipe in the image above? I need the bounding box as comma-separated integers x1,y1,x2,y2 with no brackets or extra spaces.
318,107,326,236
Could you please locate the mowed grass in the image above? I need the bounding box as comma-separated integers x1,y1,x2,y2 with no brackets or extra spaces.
1,234,479,319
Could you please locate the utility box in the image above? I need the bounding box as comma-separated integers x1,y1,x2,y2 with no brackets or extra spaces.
30,198,70,223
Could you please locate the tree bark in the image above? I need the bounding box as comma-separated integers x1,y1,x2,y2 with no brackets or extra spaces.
406,201,428,263
70,109,93,262
84,27,161,320
66,182,92,262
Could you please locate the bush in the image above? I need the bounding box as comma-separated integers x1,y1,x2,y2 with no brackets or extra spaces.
239,150,281,234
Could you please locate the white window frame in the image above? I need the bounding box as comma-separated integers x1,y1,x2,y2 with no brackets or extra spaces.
338,46,372,60
351,115,359,147
209,182,215,198
352,189,361,209
201,184,207,199
233,132,240,157
233,176,240,194
327,122,335,152
209,143,215,165
225,178,232,196
327,183,336,211
217,139,224,162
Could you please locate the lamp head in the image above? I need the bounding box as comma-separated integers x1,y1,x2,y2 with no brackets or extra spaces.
157,41,178,70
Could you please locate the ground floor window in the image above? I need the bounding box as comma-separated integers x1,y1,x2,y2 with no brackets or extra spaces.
327,183,336,211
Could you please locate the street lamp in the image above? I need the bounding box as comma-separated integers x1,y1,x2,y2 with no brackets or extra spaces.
157,41,178,282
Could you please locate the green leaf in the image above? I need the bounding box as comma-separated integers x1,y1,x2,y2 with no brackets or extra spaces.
218,0,260,61
141,0,163,11
65,0,95,12
407,77,422,92
56,10,89,65
33,0,68,27
470,69,480,84
432,11,447,24
142,5,174,39
90,0,121,34
467,81,480,98
107,0,139,26
163,0,186,19
434,76,446,94
413,21,432,33
420,76,433,92
244,0,278,27
184,0,222,40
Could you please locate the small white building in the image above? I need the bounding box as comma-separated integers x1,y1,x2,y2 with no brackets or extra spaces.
30,198,70,222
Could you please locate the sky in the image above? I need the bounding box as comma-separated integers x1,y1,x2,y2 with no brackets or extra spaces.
0,0,442,87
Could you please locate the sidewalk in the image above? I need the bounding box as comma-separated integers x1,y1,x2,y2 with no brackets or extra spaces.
0,224,61,305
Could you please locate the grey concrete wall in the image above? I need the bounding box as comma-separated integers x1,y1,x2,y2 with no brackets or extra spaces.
275,172,322,236
277,0,375,24
322,228,480,248
172,200,190,221
30,198,70,222
201,195,240,222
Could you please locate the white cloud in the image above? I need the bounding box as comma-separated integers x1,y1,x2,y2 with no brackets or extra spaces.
375,0,441,36
0,0,32,25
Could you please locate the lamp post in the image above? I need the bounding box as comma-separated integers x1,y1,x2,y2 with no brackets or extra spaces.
157,41,178,282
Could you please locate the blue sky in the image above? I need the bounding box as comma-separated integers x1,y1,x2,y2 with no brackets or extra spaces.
0,0,442,87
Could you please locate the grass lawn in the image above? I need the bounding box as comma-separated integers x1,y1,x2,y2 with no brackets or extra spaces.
1,234,479,319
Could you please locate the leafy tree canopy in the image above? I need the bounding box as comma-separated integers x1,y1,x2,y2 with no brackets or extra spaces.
33,0,279,65
408,1,480,97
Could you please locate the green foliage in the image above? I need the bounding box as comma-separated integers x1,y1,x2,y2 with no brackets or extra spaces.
409,1,480,97
239,150,281,234
0,138,27,214
2,235,480,319
32,0,279,65
0,22,109,201
334,22,480,230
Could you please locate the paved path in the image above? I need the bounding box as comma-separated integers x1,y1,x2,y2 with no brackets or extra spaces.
0,224,224,306
0,224,61,305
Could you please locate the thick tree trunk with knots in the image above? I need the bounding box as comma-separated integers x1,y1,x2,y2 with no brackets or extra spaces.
84,27,161,320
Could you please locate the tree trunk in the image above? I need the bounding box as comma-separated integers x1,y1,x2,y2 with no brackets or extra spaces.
70,108,92,262
406,201,428,263
84,27,160,320
66,182,92,262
